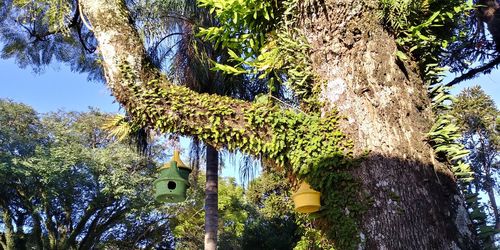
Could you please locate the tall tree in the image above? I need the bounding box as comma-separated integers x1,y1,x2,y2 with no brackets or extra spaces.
170,174,248,249
452,86,499,236
204,145,218,249
137,3,221,248
135,1,270,248
3,0,500,248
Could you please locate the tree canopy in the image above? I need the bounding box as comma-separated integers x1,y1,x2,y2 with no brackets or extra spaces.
0,100,173,249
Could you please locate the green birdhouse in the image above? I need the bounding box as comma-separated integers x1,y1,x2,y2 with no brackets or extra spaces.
163,150,192,182
154,161,189,203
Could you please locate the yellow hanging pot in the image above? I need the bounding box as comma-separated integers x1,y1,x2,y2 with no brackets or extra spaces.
292,182,321,213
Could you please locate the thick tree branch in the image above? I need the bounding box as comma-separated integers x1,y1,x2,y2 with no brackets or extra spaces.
65,197,110,248
77,208,105,250
477,0,500,52
80,0,271,152
15,188,45,249
41,192,60,249
78,201,127,250
80,0,350,176
92,205,128,239
0,235,6,250
445,56,500,87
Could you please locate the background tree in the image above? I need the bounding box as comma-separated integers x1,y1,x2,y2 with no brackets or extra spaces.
0,99,173,250
0,99,45,250
243,172,305,249
452,86,500,246
169,174,248,249
169,171,303,249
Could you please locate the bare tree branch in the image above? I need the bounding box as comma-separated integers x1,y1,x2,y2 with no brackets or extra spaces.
445,56,500,87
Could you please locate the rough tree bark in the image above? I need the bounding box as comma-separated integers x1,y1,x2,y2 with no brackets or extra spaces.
204,145,218,250
80,0,478,248
478,0,500,51
299,1,477,248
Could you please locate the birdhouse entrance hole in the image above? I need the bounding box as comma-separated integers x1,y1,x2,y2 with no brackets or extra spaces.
168,181,176,190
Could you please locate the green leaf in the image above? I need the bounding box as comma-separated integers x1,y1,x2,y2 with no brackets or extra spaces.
395,50,408,61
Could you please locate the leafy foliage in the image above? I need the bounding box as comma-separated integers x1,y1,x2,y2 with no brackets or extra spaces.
428,85,474,181
3,0,498,248
197,0,318,110
0,100,173,249
113,0,365,247
168,173,303,249
245,172,332,250
0,99,45,158
379,0,499,75
0,0,102,79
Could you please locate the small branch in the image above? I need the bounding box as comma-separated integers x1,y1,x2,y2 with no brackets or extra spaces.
76,22,96,53
157,39,184,63
152,32,186,53
445,56,500,87
159,12,195,25
78,0,93,31
270,95,305,114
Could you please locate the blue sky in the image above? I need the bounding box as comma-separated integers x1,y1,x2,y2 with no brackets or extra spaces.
447,70,500,104
0,58,120,114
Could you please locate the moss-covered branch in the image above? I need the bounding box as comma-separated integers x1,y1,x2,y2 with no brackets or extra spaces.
82,0,351,175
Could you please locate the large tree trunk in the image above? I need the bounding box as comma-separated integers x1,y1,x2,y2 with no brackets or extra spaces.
204,145,218,250
478,0,500,52
301,0,476,248
80,0,477,248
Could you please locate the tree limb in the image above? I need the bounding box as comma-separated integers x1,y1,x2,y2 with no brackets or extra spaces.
77,208,105,250
15,188,45,250
80,0,268,151
1,206,16,250
41,192,59,249
80,0,349,177
445,56,500,87
65,198,108,248
92,205,129,239
77,201,128,250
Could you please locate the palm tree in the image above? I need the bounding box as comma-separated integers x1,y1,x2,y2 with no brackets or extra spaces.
204,144,218,249
118,1,282,248
134,1,269,249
